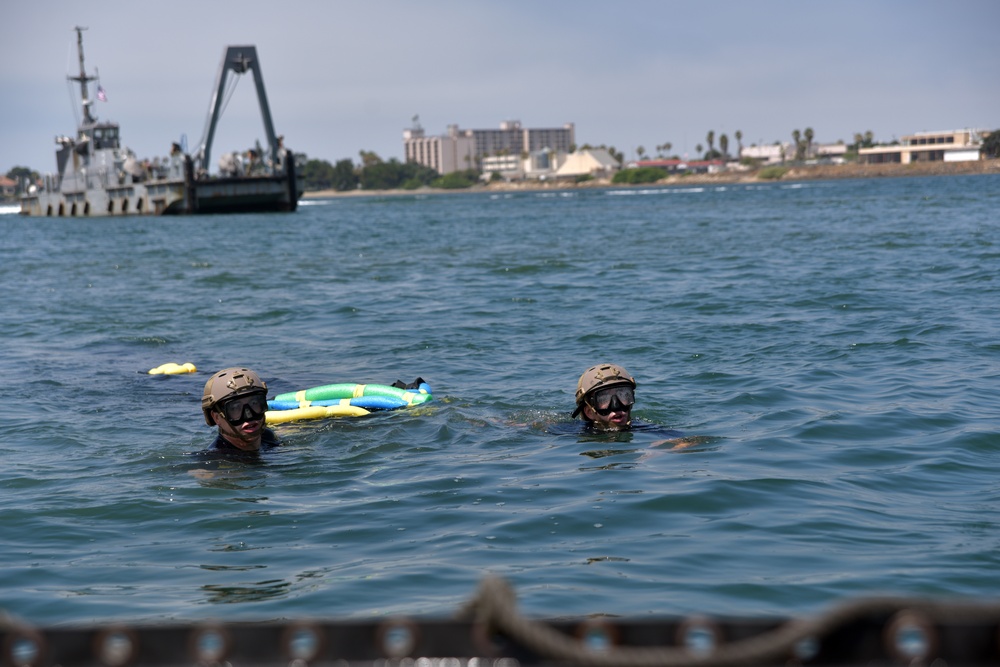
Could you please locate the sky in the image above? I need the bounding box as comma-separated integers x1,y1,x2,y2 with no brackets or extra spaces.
3,0,998,176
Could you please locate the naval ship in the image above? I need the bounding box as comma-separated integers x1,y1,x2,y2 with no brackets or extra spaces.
20,27,302,217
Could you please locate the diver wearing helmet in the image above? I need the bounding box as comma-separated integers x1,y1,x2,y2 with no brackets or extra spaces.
201,367,281,452
570,363,703,449
573,363,639,431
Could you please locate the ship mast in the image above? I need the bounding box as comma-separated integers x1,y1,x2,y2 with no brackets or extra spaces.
69,26,98,126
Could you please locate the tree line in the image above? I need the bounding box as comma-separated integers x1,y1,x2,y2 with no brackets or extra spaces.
0,153,479,197
298,152,481,192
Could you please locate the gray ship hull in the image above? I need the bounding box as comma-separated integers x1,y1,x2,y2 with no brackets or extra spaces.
20,154,300,217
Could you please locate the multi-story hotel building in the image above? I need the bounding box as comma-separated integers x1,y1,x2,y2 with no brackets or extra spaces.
404,120,576,174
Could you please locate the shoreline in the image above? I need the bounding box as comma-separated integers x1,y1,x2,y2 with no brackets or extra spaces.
302,158,1000,199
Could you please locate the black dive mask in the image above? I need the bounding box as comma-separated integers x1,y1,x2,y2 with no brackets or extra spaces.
588,385,635,415
220,393,267,424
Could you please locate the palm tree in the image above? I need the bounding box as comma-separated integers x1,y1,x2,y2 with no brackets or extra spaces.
664,142,672,157
719,134,729,160
636,146,646,160
696,143,703,158
706,131,715,156
735,130,743,158
791,129,803,161
804,127,814,159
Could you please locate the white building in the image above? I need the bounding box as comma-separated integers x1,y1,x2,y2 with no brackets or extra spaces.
482,148,571,181
481,154,523,178
859,129,987,164
740,143,792,164
815,143,848,163
740,141,848,164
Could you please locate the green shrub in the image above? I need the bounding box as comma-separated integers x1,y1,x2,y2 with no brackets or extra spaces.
431,170,479,189
758,166,789,180
612,167,668,184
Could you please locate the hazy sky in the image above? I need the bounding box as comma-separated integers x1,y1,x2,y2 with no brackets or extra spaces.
3,0,997,175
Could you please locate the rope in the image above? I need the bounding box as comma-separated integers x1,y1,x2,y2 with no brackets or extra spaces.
457,575,1000,667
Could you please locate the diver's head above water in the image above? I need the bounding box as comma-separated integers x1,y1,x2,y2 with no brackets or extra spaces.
572,363,636,430
202,367,269,451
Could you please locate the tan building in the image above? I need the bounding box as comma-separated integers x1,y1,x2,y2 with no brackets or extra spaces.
858,129,986,164
468,120,575,157
404,120,575,174
554,148,619,179
403,123,476,175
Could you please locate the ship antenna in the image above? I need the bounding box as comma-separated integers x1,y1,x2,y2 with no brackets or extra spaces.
69,26,98,125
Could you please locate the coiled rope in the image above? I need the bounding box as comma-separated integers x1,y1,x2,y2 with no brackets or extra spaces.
457,575,1000,667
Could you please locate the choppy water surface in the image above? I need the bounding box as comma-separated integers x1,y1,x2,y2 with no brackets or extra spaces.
2,174,999,626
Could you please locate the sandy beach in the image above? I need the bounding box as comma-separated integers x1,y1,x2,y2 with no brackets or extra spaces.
303,158,1000,199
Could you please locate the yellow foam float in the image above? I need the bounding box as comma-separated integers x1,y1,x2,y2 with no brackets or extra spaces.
265,404,370,424
148,362,197,375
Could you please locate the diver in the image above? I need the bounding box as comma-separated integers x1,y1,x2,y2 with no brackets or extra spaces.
201,367,281,453
571,363,704,450
573,363,641,431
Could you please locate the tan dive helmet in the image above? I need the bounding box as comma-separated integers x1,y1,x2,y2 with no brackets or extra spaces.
572,363,636,417
201,367,268,425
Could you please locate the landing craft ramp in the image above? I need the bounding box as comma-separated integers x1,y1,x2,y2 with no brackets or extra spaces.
3,577,999,665
185,45,301,214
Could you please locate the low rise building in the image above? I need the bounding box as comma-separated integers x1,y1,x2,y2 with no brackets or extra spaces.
814,143,848,163
626,158,724,174
740,142,846,164
0,176,16,199
481,153,523,179
858,129,987,164
482,148,569,181
739,143,792,164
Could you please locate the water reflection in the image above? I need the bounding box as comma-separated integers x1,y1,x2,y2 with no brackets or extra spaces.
579,448,640,460
202,578,291,604
183,456,270,489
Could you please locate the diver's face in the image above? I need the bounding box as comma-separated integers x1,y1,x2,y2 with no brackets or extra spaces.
213,393,267,450
583,385,634,430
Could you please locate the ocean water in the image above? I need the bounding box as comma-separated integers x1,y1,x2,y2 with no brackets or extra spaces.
2,174,999,628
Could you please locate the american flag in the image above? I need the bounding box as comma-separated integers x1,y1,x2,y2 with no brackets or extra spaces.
97,85,107,102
